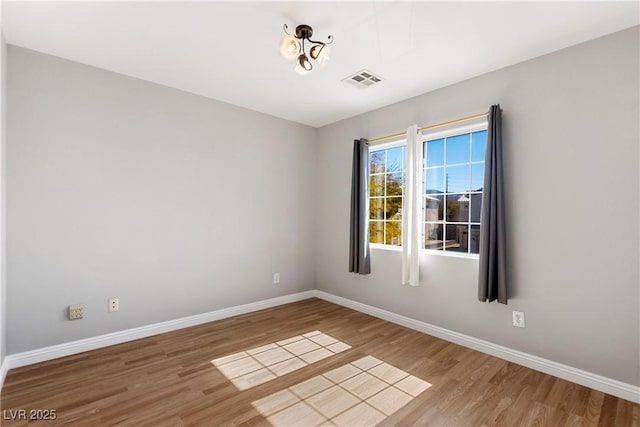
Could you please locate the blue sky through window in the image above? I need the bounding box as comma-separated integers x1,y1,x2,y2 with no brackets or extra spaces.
426,138,444,167
425,130,487,194
472,130,487,161
446,134,470,164
385,146,404,172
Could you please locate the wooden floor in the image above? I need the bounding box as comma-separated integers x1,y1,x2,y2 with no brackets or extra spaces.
1,298,638,426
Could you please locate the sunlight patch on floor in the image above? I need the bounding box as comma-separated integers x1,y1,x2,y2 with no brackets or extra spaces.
251,355,432,427
211,331,351,390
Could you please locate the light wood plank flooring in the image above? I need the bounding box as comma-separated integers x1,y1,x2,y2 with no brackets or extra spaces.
1,298,638,426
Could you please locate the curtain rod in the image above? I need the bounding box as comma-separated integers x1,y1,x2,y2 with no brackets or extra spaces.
367,111,489,144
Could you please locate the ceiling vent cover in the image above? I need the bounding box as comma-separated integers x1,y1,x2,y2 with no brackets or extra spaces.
343,70,383,89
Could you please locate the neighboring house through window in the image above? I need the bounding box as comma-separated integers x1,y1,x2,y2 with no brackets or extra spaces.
368,122,487,256
423,125,487,255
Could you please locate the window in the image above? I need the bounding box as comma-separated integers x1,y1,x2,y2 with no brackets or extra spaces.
369,144,405,246
368,124,487,256
423,126,487,254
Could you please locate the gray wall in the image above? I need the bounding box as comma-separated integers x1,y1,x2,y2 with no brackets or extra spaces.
7,46,317,354
315,27,639,386
5,26,639,388
1,31,6,366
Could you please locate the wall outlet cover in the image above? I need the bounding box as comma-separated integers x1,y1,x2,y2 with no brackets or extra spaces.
512,310,525,328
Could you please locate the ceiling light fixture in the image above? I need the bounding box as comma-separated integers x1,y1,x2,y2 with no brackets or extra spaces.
280,24,333,75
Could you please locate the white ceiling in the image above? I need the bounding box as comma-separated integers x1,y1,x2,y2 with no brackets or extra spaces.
2,1,638,127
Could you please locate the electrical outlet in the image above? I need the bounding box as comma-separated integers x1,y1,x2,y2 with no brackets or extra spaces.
512,310,525,328
69,304,84,320
109,297,119,313
273,273,280,284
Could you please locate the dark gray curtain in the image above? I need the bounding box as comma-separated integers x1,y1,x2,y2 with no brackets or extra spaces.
478,105,507,303
349,138,371,274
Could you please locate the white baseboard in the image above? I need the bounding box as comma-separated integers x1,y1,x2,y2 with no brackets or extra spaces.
0,358,7,390
2,289,638,404
313,290,640,404
3,291,315,372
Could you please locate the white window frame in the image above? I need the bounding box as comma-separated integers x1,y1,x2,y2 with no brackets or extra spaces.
368,138,406,250
421,122,488,259
367,121,488,258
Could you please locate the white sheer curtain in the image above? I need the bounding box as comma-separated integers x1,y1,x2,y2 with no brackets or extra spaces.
401,125,422,286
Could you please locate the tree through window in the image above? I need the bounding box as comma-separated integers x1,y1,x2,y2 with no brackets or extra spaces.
369,145,404,246
367,124,487,256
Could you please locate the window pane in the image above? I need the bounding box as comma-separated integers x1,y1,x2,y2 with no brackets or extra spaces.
445,165,470,193
370,174,385,197
370,198,384,220
426,138,444,167
446,134,470,164
370,151,385,173
425,167,445,194
471,163,484,192
446,194,470,222
386,172,403,196
421,128,485,253
385,221,402,246
370,220,384,244
424,223,443,250
470,225,480,254
424,195,444,221
444,224,468,252
472,130,487,162
470,193,482,223
369,146,406,247
386,147,404,172
385,197,403,220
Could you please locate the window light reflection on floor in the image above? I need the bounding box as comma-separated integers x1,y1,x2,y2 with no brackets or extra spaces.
211,331,351,390
251,355,432,427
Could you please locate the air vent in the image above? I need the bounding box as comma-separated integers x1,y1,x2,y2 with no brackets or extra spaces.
343,69,383,89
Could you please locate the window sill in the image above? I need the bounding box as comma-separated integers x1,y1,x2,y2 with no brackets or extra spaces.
370,243,402,252
423,249,479,260
370,244,479,260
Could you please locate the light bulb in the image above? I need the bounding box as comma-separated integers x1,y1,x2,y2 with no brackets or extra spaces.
317,46,330,67
294,56,312,75
279,35,300,61
299,54,312,71
310,45,322,60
